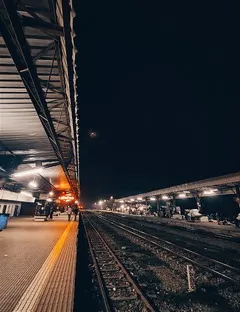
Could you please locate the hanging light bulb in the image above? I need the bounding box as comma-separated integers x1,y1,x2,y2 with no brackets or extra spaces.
28,180,38,188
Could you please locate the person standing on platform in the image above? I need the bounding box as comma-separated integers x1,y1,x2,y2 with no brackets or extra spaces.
67,206,72,221
49,206,54,219
73,207,79,221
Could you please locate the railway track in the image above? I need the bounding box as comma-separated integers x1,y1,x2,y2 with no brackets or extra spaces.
82,213,157,312
97,214,240,286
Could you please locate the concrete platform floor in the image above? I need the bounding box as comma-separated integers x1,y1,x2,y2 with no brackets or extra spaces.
0,215,78,312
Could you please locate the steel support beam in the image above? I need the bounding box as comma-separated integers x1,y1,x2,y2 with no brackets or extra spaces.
22,158,58,164
59,0,80,194
33,42,55,61
52,118,69,127
58,134,74,141
118,172,240,202
156,197,160,212
40,79,63,95
20,15,64,37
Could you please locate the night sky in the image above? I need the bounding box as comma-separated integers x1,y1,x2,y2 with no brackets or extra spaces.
73,1,240,203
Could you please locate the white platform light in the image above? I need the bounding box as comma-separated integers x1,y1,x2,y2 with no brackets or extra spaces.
28,180,38,188
203,189,218,195
162,195,169,200
13,167,43,178
150,197,156,201
178,193,186,198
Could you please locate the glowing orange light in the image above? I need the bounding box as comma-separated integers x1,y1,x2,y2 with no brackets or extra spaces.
59,196,75,200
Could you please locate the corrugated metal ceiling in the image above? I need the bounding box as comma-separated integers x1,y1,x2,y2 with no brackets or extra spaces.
0,0,79,195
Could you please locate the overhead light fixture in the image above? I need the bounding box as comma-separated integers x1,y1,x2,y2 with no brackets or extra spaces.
28,180,38,188
162,195,169,200
20,191,32,197
203,190,213,195
13,167,43,178
150,197,156,201
203,189,217,195
49,191,54,196
110,196,113,199
137,197,143,201
178,193,186,198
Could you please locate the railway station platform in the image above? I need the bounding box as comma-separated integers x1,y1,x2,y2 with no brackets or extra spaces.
101,211,240,238
140,215,240,237
0,215,78,312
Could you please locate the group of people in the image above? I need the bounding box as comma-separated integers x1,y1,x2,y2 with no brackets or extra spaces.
67,205,79,221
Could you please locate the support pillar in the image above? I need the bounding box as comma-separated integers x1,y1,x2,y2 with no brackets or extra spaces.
195,194,202,213
33,191,40,199
234,185,240,227
156,197,160,214
235,185,240,197
170,195,176,215
144,197,147,208
166,200,171,218
234,185,240,210
145,198,149,214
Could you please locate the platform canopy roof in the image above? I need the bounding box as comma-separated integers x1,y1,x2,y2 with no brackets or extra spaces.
0,0,80,197
117,172,240,202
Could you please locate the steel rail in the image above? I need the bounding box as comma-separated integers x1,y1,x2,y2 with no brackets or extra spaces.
82,215,112,312
97,214,240,285
83,213,156,312
105,217,240,272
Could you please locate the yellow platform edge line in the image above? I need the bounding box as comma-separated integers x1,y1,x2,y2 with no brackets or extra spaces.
13,221,74,312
